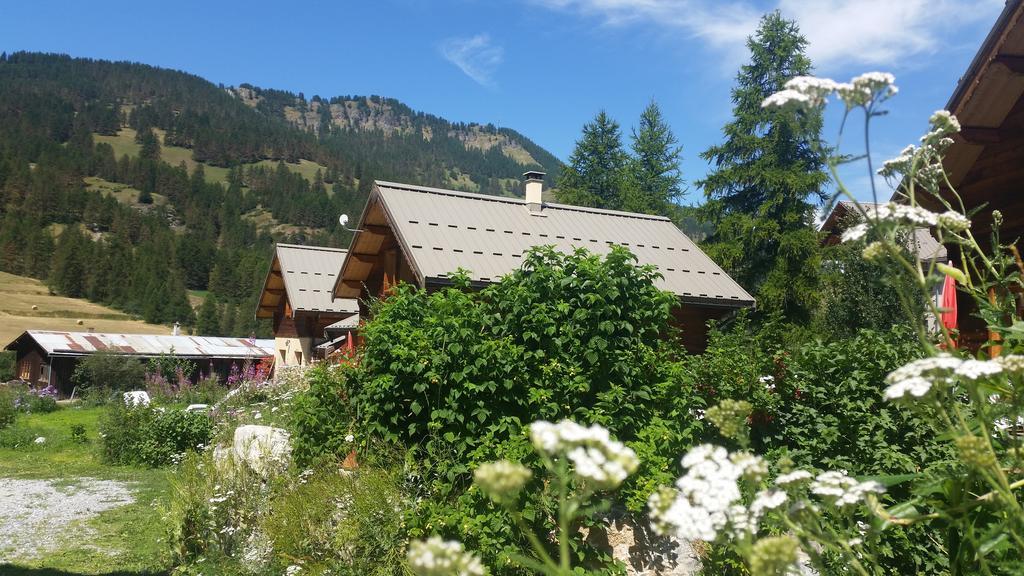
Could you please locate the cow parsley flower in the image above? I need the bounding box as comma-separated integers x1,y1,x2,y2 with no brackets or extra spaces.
841,223,869,243
878,145,917,178
937,211,970,233
996,355,1024,373
750,489,788,517
955,359,1002,380
775,470,813,486
407,536,487,576
838,72,897,108
750,535,800,576
782,76,838,106
474,460,532,504
649,444,767,541
528,420,638,490
883,376,933,400
811,470,884,507
761,89,812,109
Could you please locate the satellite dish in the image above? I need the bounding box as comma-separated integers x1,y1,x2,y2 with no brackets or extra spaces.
339,214,349,227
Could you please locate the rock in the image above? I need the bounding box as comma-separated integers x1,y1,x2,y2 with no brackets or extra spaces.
184,403,209,412
584,511,702,576
232,425,291,475
122,390,151,408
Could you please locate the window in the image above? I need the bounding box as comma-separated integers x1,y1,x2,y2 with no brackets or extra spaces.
280,350,287,363
294,351,303,365
19,361,31,380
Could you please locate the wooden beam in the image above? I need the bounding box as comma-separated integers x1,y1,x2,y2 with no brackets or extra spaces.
959,126,1002,145
264,288,285,296
340,279,364,291
363,224,391,237
350,253,379,266
993,54,1024,75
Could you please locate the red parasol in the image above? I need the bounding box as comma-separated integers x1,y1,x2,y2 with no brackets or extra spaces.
940,269,958,346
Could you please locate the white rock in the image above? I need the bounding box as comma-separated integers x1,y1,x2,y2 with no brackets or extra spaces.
33,436,46,444
184,404,209,412
232,425,291,475
123,390,151,408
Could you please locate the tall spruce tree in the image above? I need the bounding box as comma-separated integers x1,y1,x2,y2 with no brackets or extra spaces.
623,101,683,216
698,11,828,322
556,111,628,209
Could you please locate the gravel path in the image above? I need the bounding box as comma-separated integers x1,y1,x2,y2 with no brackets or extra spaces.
0,477,135,561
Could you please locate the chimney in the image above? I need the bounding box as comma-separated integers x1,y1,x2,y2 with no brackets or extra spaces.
523,171,546,213
173,322,181,336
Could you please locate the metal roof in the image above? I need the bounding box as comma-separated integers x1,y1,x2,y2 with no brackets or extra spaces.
257,244,359,319
6,331,275,359
352,181,754,306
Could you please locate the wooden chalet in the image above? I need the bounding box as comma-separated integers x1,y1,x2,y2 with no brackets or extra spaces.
255,244,359,366
915,0,1024,348
331,174,754,352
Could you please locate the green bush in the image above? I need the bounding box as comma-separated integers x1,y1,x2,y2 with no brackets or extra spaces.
293,247,703,571
100,403,212,466
0,350,14,381
0,389,17,429
71,351,147,393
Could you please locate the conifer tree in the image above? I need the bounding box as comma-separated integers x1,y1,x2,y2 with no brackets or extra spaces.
622,101,683,216
698,11,828,323
556,111,628,209
196,294,221,336
138,128,161,162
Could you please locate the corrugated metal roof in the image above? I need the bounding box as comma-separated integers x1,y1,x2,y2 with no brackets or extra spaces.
371,181,754,306
276,244,359,314
9,331,275,358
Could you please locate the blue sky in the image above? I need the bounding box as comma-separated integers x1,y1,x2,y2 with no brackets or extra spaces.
0,0,1005,205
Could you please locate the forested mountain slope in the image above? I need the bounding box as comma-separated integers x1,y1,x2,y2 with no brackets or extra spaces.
0,52,562,337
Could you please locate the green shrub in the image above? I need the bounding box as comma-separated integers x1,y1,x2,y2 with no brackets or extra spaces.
293,247,703,572
70,423,87,444
0,389,17,429
0,424,36,448
100,403,212,466
0,350,14,381
71,351,146,393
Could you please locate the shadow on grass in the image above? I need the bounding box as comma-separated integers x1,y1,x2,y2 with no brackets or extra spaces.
0,567,168,576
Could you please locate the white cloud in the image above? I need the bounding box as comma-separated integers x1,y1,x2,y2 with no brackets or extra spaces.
532,0,1002,73
440,34,505,87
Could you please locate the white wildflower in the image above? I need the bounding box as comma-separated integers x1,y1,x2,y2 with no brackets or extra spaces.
841,223,869,243
407,536,487,576
529,420,639,489
650,444,766,541
474,460,532,503
760,375,776,391
750,488,788,518
878,145,917,178
937,211,970,233
955,359,1003,380
345,434,355,443
775,470,813,486
996,355,1024,373
884,376,933,400
285,565,302,576
838,72,897,108
782,76,838,106
761,89,811,109
862,241,886,261
811,470,885,507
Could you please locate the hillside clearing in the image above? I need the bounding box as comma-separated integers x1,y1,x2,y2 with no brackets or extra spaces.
0,272,172,344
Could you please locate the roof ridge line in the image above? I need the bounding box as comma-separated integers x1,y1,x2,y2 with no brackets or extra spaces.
374,180,672,222
276,243,348,253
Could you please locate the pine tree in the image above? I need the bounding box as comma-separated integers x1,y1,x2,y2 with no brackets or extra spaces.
698,11,828,323
622,101,683,216
196,294,221,336
49,225,90,298
138,128,161,162
556,111,628,209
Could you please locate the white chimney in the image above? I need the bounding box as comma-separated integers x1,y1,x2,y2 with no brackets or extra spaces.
173,322,181,336
523,171,546,212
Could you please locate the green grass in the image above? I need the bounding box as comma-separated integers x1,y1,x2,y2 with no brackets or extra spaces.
0,406,172,575
94,128,334,193
0,271,172,345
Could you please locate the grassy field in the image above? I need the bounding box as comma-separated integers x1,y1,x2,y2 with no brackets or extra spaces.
84,176,168,206
0,406,172,575
95,128,334,193
0,272,172,345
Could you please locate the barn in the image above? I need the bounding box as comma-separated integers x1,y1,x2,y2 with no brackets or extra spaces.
4,331,275,396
